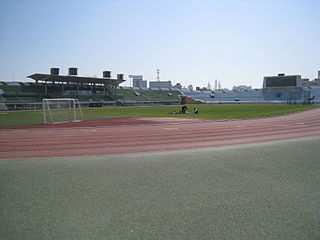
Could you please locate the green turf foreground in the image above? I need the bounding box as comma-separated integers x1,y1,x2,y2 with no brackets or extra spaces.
1,137,319,239
0,104,319,127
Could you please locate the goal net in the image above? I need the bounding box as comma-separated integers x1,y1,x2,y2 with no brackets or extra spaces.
42,98,83,124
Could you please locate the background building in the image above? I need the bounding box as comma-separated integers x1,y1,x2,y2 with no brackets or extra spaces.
131,75,147,88
172,83,182,90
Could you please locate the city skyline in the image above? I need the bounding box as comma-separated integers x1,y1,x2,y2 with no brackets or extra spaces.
0,0,319,89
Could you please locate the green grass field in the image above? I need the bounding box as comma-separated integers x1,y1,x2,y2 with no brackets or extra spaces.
0,104,319,127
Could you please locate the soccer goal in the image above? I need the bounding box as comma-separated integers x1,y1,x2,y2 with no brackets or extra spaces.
42,98,83,124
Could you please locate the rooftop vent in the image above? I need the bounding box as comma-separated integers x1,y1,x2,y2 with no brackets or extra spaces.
103,71,111,78
117,74,124,80
68,67,78,76
50,68,59,75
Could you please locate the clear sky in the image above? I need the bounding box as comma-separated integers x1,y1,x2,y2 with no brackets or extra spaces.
0,0,319,89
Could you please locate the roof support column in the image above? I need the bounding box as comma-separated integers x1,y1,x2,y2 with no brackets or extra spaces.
44,82,47,96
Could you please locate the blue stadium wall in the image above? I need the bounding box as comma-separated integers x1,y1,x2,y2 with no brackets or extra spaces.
180,87,320,104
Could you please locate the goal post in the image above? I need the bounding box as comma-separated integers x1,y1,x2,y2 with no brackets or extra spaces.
42,98,83,124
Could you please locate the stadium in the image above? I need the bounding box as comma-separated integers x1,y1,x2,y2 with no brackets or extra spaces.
2,0,320,237
1,68,320,112
1,68,320,239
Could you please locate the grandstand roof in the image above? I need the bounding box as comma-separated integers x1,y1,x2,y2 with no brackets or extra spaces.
27,74,125,85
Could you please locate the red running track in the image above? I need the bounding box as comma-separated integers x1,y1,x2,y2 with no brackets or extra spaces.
1,109,320,159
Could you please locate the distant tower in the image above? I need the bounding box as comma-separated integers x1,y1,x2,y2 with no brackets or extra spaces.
157,69,160,82
214,78,218,91
218,80,221,90
207,81,211,90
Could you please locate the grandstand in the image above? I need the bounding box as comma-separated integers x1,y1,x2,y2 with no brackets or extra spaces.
181,87,320,104
0,67,181,110
309,86,320,100
180,89,263,103
116,87,180,105
0,81,181,110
